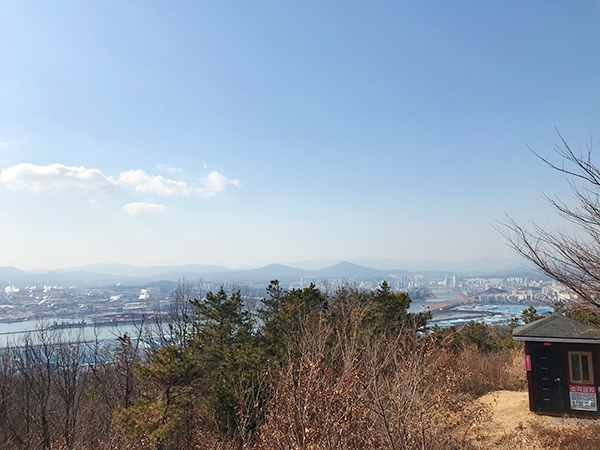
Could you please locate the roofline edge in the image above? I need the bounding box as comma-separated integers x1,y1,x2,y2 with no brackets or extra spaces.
513,336,600,344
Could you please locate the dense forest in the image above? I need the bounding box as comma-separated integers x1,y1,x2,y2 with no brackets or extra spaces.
0,281,533,450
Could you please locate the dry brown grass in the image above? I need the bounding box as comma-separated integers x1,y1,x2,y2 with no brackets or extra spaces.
254,318,492,450
454,345,527,398
529,421,600,450
468,390,600,450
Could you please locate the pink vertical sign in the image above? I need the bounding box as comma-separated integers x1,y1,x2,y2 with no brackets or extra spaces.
525,355,532,371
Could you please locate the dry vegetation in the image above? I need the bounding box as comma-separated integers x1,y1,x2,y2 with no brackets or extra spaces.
454,345,527,397
470,390,600,450
255,328,488,450
0,283,595,450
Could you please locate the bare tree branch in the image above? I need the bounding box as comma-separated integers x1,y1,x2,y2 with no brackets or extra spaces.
498,134,600,307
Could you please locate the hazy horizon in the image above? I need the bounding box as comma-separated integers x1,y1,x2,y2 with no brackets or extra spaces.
3,256,529,275
1,2,598,270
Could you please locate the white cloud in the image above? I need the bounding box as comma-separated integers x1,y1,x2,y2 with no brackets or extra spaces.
0,142,8,148
119,170,192,196
198,170,241,197
156,163,184,175
119,169,240,197
0,163,117,192
122,202,167,214
0,163,241,199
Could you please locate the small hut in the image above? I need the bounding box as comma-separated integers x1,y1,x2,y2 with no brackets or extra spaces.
513,314,600,417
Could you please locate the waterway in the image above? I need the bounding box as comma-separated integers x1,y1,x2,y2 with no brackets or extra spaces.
0,319,145,345
408,287,554,328
428,304,554,328
0,287,555,340
428,288,461,302
409,287,461,313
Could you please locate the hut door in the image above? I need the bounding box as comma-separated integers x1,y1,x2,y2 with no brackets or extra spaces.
535,347,564,412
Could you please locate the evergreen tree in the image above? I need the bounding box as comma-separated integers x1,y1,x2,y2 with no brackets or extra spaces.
260,281,327,362
367,281,430,335
190,287,256,432
521,305,543,324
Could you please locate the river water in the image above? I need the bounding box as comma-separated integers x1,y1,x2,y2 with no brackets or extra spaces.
0,319,146,345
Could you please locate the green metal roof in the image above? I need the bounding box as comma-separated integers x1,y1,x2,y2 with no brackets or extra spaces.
513,314,600,343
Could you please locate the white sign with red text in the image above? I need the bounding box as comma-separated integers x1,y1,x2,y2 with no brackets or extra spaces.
569,385,597,411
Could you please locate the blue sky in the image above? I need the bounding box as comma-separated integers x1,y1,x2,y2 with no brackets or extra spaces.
0,1,599,270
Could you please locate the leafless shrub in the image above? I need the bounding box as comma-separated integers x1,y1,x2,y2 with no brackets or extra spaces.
0,322,149,450
234,373,270,449
528,420,600,450
255,313,489,450
454,346,527,398
154,279,200,349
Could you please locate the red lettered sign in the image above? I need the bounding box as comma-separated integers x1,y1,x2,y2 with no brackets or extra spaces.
569,385,596,394
525,355,532,371
569,385,598,411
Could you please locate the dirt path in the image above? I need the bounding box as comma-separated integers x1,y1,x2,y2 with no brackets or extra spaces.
469,390,600,449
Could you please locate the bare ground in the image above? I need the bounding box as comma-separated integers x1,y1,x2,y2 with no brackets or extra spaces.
468,390,600,450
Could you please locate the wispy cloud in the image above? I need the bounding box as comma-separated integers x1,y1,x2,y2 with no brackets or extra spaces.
198,171,241,197
0,163,241,199
0,163,117,192
119,170,193,196
0,142,8,148
123,202,167,214
119,169,240,197
156,163,184,175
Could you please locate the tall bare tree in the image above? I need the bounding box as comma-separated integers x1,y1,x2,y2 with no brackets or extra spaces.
51,329,88,450
499,132,600,306
154,278,200,349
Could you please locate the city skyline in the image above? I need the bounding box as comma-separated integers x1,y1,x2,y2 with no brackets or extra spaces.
1,2,599,270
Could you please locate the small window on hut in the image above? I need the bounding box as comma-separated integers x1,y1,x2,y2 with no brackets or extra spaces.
569,351,594,384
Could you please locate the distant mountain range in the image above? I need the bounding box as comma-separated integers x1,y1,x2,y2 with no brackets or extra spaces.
283,257,528,273
46,263,233,277
0,257,545,290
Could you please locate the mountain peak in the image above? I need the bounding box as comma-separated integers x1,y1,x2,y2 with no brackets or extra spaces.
330,261,362,268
